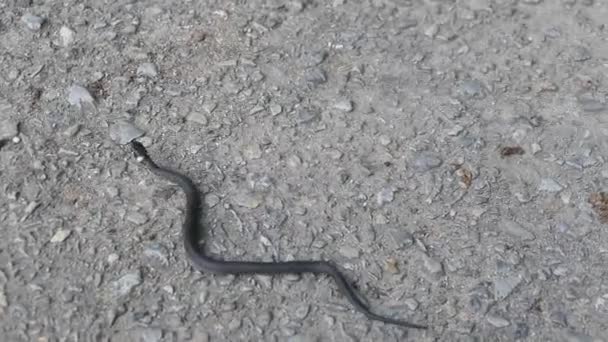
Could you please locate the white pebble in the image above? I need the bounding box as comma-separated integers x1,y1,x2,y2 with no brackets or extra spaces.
59,26,76,46
137,62,158,78
334,100,353,112
21,14,45,31
67,85,94,108
50,229,72,243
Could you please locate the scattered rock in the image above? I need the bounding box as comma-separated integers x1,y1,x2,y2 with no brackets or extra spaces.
404,297,419,311
111,271,142,297
293,304,310,321
233,192,262,209
570,45,591,62
270,104,282,116
138,328,163,342
243,143,263,160
0,119,19,141
334,99,353,112
339,245,361,259
539,178,563,193
143,244,169,265
376,187,395,206
109,120,145,144
385,257,399,274
378,135,391,146
162,285,174,294
126,211,148,225
187,112,208,125
487,314,510,328
304,68,327,86
460,79,485,97
21,13,45,31
494,275,522,300
205,194,220,208
67,85,95,108
501,219,535,241
421,254,444,279
413,153,442,172
137,62,158,78
50,229,72,243
0,289,8,310
59,26,76,46
63,124,81,137
297,107,320,124
107,253,120,264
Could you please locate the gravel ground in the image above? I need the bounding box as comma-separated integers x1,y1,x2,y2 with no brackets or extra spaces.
1,0,608,341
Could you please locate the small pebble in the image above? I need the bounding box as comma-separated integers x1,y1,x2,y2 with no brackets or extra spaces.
378,135,391,146
59,26,76,46
270,104,282,116
107,253,120,264
0,119,19,141
413,153,442,172
137,63,158,78
447,125,464,136
297,108,320,124
421,254,444,278
487,314,510,328
143,244,169,264
187,112,208,125
233,192,262,209
204,194,220,208
376,187,395,206
138,328,163,342
0,290,7,309
109,120,145,144
334,100,353,112
460,79,484,97
304,68,327,86
501,219,535,241
50,229,72,243
385,257,399,274
162,285,174,295
539,178,563,193
67,85,95,108
339,245,361,259
63,124,81,137
21,13,45,31
494,276,522,300
111,271,142,297
404,298,419,311
244,144,263,160
126,211,148,225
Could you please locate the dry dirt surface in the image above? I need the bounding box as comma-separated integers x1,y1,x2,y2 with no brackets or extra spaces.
1,0,608,341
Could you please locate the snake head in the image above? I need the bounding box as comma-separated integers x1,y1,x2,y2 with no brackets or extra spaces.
130,140,149,160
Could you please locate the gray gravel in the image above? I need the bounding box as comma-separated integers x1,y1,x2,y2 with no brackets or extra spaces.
2,0,608,341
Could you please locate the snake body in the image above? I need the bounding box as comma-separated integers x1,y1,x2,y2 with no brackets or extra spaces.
130,141,427,330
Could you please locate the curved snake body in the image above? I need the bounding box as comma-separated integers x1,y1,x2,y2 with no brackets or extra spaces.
130,141,427,330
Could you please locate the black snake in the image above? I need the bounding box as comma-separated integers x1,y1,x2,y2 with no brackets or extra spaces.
129,141,427,330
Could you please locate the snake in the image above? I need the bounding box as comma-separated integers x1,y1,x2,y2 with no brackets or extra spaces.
129,140,427,330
